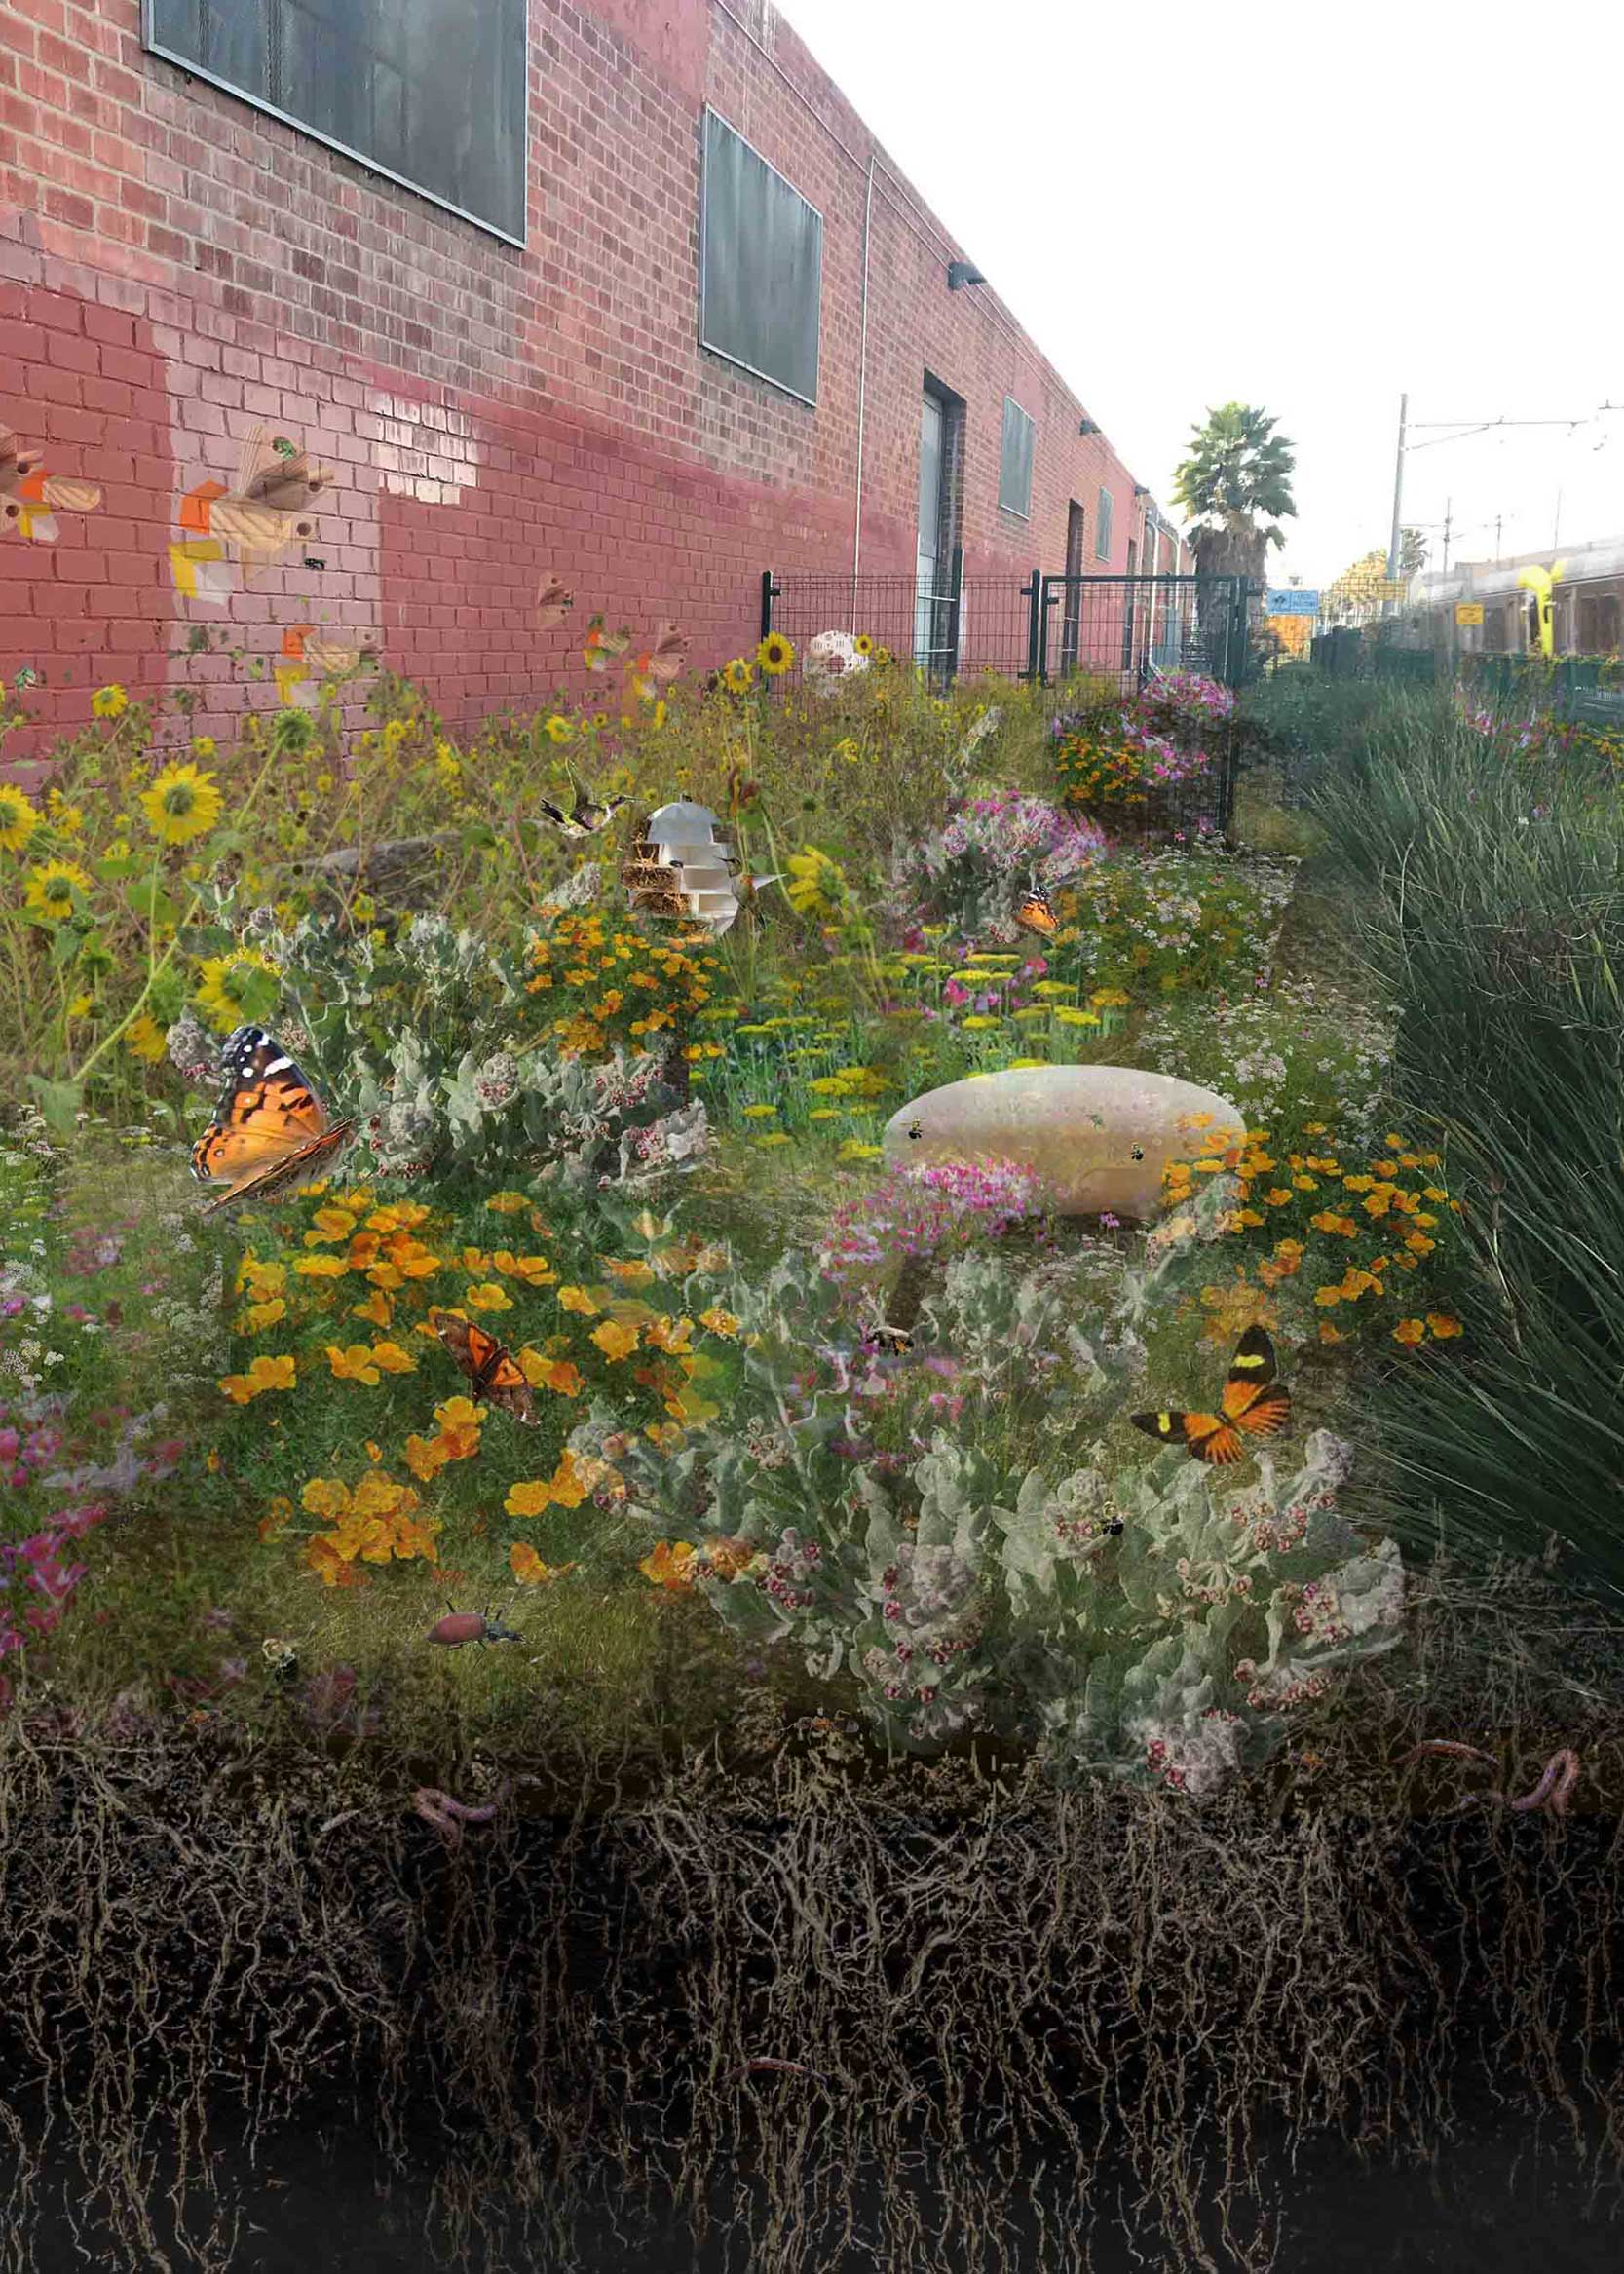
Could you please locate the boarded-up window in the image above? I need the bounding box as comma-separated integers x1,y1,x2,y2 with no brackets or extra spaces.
699,109,822,406
999,397,1035,519
143,0,527,244
1096,487,1114,560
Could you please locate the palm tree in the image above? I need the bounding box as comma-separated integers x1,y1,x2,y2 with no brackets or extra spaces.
1172,403,1296,679
1172,403,1297,583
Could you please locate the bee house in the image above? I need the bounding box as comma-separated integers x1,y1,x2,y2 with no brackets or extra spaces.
623,800,774,936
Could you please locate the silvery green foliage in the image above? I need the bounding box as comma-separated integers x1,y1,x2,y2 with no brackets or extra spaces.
227,908,687,1188
568,1209,1409,1797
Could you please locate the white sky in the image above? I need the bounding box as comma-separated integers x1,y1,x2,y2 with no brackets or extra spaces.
777,0,1624,590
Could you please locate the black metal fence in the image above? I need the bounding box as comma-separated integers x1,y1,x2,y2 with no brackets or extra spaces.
760,559,1259,696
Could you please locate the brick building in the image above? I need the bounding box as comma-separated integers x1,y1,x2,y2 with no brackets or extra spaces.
0,0,1189,749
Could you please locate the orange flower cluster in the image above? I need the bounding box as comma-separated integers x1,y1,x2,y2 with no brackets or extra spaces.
1165,1123,1466,1349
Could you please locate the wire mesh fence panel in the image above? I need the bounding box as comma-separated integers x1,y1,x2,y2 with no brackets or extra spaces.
1039,574,1249,695
759,563,1038,688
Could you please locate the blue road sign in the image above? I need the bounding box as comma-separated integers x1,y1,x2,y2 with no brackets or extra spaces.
1265,589,1320,615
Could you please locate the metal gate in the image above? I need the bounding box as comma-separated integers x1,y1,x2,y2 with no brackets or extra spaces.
760,567,1258,693
1036,572,1253,692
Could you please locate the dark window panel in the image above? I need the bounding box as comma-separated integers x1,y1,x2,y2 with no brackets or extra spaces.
143,0,525,245
700,109,821,406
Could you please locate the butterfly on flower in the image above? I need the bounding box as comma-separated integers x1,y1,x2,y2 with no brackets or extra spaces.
190,1025,355,1215
431,1310,537,1424
538,787,628,839
1014,882,1059,938
1129,1326,1292,1465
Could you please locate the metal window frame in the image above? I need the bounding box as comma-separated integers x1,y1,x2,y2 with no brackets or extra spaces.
1095,486,1114,559
139,0,528,248
699,104,823,409
998,394,1035,520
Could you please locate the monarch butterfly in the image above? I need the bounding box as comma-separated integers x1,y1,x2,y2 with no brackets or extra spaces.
1014,883,1059,937
1129,1325,1292,1465
190,1025,355,1215
431,1310,538,1424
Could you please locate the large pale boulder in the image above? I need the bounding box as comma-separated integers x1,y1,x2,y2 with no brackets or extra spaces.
880,1065,1246,1221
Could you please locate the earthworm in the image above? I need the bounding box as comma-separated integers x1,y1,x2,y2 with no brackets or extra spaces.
411,1780,510,1849
1398,1740,1582,1817
729,2057,827,2084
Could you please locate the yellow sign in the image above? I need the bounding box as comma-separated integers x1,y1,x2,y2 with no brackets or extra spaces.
1455,603,1484,626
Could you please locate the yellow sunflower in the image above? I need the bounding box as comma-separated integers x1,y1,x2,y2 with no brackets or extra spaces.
140,762,224,848
0,784,40,854
91,683,130,720
545,715,573,744
722,658,754,696
125,1012,170,1062
854,633,874,657
756,632,794,676
195,945,281,1032
23,858,94,922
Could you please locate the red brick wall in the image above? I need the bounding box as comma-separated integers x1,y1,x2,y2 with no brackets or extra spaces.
0,0,1186,758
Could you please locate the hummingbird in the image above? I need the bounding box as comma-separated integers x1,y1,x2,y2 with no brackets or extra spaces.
537,789,628,838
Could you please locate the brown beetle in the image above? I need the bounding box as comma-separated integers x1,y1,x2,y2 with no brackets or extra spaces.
424,1598,521,1650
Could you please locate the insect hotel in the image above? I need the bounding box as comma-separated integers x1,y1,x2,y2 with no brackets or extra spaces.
620,801,776,936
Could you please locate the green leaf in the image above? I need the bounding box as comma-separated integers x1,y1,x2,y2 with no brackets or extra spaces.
50,924,83,969
96,854,140,883
178,924,237,959
27,1074,82,1139
126,876,180,928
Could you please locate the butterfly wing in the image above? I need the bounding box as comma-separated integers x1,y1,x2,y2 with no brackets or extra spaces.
434,1312,537,1423
191,1025,350,1213
536,574,574,630
1015,886,1058,937
39,476,102,513
1131,1329,1291,1465
1221,1326,1293,1439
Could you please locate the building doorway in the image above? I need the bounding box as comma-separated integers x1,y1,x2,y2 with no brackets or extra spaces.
1058,500,1085,676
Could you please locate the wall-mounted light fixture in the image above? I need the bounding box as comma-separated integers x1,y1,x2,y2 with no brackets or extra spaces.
947,260,987,290
1078,418,1099,436
1133,485,1150,499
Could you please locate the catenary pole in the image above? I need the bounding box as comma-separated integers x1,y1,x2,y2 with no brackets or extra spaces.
1384,392,1408,614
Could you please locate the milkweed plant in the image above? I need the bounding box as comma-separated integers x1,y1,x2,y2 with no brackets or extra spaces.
565,1165,1406,1800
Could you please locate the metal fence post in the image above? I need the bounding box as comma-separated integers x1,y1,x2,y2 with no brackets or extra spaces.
759,570,776,645
1022,568,1043,683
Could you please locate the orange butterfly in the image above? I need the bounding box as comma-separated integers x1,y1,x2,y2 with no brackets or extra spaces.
190,1025,355,1215
1129,1326,1292,1465
583,614,631,673
630,622,689,698
431,1311,537,1424
536,573,574,630
1014,883,1059,937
